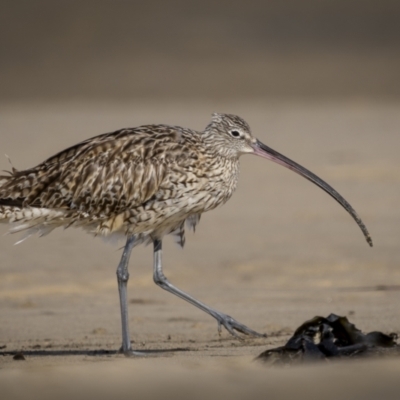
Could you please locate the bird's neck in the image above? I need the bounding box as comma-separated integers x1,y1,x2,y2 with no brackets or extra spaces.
201,133,240,188
201,132,239,161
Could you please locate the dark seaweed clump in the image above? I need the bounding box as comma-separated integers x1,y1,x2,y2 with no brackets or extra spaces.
256,314,399,365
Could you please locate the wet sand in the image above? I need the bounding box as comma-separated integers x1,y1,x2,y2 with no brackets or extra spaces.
0,100,399,399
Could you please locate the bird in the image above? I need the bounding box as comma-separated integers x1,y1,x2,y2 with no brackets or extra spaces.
0,113,372,356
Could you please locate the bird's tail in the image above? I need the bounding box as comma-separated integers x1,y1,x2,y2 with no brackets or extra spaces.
0,169,64,242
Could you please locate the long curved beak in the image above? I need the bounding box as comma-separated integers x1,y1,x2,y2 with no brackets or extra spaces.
252,139,372,247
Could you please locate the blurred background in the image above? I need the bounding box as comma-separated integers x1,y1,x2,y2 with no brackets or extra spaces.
1,0,400,101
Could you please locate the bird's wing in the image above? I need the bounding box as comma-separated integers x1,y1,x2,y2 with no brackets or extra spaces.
0,125,196,216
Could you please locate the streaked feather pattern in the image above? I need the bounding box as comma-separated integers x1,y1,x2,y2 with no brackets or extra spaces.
0,115,247,247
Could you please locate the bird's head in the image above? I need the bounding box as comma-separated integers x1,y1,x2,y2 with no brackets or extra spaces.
205,113,372,247
204,113,258,157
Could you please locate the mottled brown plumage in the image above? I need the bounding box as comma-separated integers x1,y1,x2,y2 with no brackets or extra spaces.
0,113,372,354
0,114,250,246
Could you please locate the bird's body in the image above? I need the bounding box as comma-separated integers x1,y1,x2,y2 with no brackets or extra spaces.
0,118,243,246
0,113,372,355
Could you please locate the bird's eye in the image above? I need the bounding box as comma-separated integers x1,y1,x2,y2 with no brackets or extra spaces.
230,130,241,138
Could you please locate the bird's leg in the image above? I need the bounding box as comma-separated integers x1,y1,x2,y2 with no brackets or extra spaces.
153,239,266,338
116,236,144,356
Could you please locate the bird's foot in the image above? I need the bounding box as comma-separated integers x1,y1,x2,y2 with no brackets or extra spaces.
118,345,147,357
214,313,267,339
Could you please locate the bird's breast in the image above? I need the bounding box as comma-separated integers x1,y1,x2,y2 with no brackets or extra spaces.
201,157,240,210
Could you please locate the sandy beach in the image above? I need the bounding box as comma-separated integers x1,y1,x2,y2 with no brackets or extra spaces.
0,100,399,399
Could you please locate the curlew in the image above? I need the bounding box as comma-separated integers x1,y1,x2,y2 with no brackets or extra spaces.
0,113,372,355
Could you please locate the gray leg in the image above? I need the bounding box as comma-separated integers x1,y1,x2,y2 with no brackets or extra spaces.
116,236,144,356
153,240,266,338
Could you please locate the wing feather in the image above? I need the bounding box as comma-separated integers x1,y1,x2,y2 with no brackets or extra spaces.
0,125,189,218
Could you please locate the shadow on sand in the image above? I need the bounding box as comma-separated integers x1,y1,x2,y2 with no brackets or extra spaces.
1,347,192,358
